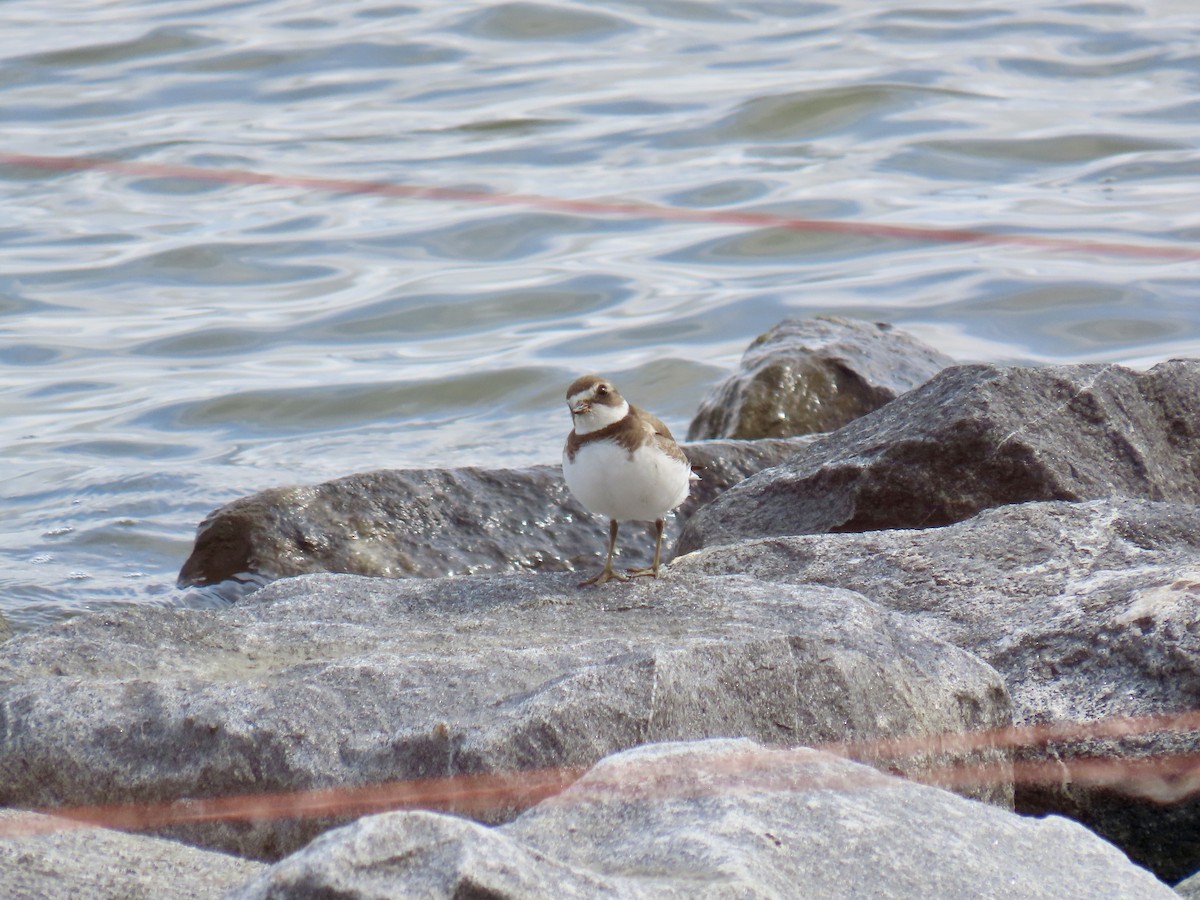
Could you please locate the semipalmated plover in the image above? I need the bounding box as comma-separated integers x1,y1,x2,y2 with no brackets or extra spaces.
562,374,693,586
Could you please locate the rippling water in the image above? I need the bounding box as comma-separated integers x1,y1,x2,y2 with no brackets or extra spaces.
3,0,1199,631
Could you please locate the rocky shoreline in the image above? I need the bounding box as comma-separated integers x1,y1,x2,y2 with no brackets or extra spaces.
3,317,1198,897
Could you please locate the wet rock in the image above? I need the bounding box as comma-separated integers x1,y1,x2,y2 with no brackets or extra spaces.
232,739,1173,900
0,612,10,643
676,498,1200,882
177,437,813,588
687,316,953,441
677,360,1200,556
0,571,1010,859
0,809,264,900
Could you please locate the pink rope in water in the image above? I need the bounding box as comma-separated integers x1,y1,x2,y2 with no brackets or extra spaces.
3,151,1196,260
2,708,1198,837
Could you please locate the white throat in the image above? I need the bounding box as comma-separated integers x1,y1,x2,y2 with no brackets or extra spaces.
572,398,629,435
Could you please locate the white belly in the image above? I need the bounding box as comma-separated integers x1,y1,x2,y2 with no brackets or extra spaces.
563,439,691,523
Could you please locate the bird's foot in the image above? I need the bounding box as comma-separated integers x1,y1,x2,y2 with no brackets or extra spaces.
625,566,660,579
579,567,627,587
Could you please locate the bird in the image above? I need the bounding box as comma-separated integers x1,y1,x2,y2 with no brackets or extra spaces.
562,374,694,586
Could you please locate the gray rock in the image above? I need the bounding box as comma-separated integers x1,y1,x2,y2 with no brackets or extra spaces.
0,571,1010,860
677,360,1200,556
1177,869,1200,897
232,739,1173,900
177,437,813,588
687,316,953,441
0,612,10,643
676,498,1200,882
0,808,264,900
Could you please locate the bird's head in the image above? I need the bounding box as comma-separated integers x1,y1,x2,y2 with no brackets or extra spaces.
566,374,629,434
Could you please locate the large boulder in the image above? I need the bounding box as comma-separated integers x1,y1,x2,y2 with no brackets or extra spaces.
232,739,1173,899
0,571,1010,859
177,437,812,588
0,809,264,899
677,360,1200,555
675,498,1200,882
688,316,953,440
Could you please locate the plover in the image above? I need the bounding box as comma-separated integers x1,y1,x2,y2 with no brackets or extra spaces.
562,374,693,586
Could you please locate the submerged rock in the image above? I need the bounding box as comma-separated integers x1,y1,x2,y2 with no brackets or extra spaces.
177,437,812,588
0,571,1010,859
676,498,1200,882
232,739,1173,900
678,360,1200,555
0,809,264,900
687,316,953,441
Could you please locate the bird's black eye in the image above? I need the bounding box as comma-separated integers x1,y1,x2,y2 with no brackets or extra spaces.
596,384,609,397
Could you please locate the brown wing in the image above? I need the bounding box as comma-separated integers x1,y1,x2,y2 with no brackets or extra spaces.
637,408,689,467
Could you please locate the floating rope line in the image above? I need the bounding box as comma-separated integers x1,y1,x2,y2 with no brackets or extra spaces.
2,151,1196,261
2,708,1197,839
